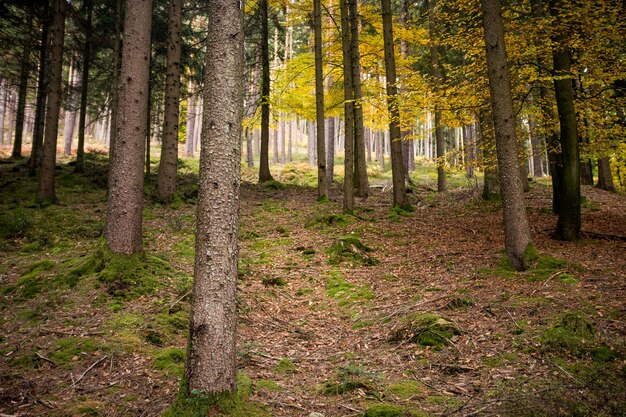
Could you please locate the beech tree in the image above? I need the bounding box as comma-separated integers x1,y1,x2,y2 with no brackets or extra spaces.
104,0,153,254
481,0,535,270
185,0,243,393
313,0,329,200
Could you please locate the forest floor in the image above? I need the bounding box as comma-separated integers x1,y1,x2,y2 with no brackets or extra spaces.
0,148,625,417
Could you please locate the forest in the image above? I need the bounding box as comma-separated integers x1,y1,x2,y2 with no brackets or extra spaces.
0,0,625,416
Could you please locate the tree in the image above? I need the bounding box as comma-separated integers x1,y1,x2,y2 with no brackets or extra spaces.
380,0,410,210
314,0,329,200
156,0,183,203
104,0,153,255
185,0,243,393
37,0,66,202
340,0,355,213
12,5,34,160
75,0,93,173
481,0,535,270
428,0,446,193
258,0,273,183
550,0,580,241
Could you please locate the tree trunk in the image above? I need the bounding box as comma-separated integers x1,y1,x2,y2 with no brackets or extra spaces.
428,0,446,193
340,0,355,212
381,0,410,210
550,0,581,241
12,8,34,159
186,0,243,394
63,59,79,156
0,79,6,145
326,116,335,184
246,127,254,167
75,0,92,173
482,0,535,270
156,0,183,202
596,157,615,192
314,0,329,199
258,0,273,182
108,0,122,165
37,0,65,202
186,80,196,157
104,0,152,254
349,0,369,197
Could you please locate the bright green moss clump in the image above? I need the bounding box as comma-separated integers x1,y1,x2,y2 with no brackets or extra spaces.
390,313,460,349
327,235,379,266
363,403,429,417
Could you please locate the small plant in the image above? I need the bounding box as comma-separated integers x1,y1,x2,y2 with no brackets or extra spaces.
274,358,296,373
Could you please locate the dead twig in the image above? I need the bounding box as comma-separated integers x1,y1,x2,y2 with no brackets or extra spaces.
168,291,191,312
69,355,108,389
35,352,57,366
530,271,565,296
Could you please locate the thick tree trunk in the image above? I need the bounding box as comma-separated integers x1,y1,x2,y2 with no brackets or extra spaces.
482,0,534,270
258,0,273,182
381,0,409,210
349,0,369,197
37,0,65,202
596,157,615,192
75,0,92,173
12,8,33,159
314,0,329,199
428,0,446,193
550,0,580,241
156,0,183,202
108,0,122,164
104,0,152,254
340,0,355,212
186,0,243,393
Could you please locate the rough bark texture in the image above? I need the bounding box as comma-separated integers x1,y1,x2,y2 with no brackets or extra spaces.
108,0,122,165
428,0,446,193
482,0,534,270
104,0,152,254
314,0,329,200
185,0,243,393
156,0,183,202
550,0,581,241
349,0,368,197
186,80,196,157
28,8,48,175
381,0,409,210
258,0,273,182
340,0,355,213
326,115,335,184
0,79,6,145
12,7,34,160
37,0,65,202
75,0,92,173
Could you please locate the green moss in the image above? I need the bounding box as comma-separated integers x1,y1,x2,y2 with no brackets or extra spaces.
274,358,296,373
107,313,144,331
307,213,353,228
480,254,582,283
261,275,287,287
327,235,379,266
385,380,423,399
162,374,271,417
0,208,33,239
482,352,519,367
13,260,56,298
295,287,314,296
260,180,286,191
590,346,621,363
388,206,414,222
9,352,43,369
390,313,461,349
153,347,186,377
255,379,281,392
363,403,428,417
326,270,374,306
540,312,595,355
49,337,102,364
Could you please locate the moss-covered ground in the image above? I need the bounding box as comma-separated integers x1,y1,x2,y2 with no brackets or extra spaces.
0,148,624,416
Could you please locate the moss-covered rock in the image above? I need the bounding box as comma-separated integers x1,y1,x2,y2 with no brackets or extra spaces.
327,235,379,266
390,313,461,349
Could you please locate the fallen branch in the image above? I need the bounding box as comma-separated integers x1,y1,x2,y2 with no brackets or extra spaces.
70,355,108,389
35,352,57,366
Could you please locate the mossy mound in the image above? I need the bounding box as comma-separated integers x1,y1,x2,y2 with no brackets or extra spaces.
278,163,318,187
326,270,374,306
260,180,286,191
153,347,186,377
388,206,414,222
390,313,461,349
384,380,423,399
306,213,353,228
540,312,595,355
49,337,103,365
162,374,271,417
322,364,377,396
274,358,296,373
327,235,379,266
9,260,56,298
480,254,582,283
67,240,188,298
363,403,429,417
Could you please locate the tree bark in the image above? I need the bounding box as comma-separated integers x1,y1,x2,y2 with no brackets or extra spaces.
104,0,152,254
186,80,196,157
381,0,410,210
0,79,6,145
314,0,329,200
481,0,535,270
12,7,34,160
156,0,183,202
75,0,92,173
108,0,122,165
349,0,369,197
258,0,273,182
340,0,355,213
185,0,243,394
596,157,615,192
550,0,581,241
326,115,335,184
63,59,79,156
428,0,446,193
37,0,65,202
